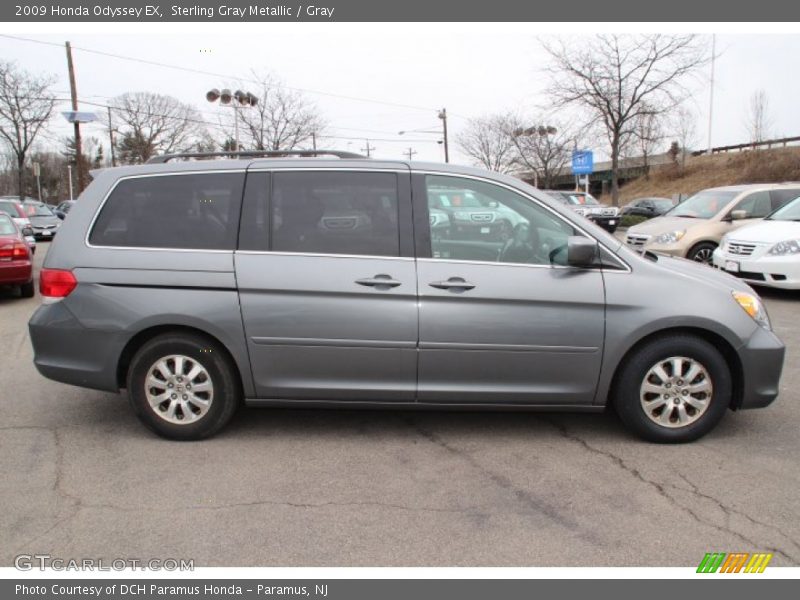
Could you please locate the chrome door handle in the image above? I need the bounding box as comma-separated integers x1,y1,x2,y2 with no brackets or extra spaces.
355,274,402,288
429,277,476,291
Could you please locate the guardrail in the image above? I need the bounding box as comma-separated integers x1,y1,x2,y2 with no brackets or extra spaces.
691,135,800,156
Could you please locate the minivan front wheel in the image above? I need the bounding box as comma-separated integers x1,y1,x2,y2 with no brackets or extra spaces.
687,242,717,264
613,335,731,443
127,333,240,440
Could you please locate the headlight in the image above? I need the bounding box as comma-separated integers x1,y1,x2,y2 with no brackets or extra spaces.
653,230,686,245
767,239,800,256
732,291,771,330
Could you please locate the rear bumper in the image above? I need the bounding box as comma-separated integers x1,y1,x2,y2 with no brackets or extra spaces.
737,325,785,409
28,300,121,392
0,261,33,285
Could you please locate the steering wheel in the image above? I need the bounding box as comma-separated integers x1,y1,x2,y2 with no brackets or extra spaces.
499,223,546,264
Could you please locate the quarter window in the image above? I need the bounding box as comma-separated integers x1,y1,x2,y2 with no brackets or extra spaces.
425,175,577,266
270,172,400,257
89,173,244,250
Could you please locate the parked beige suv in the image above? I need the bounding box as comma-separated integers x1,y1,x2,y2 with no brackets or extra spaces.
626,184,800,263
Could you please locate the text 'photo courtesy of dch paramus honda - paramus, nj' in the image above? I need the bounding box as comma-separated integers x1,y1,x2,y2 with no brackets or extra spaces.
27,150,784,443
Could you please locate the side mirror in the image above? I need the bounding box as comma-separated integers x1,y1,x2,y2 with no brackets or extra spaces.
22,226,33,237
566,236,598,267
55,211,66,220
730,210,748,221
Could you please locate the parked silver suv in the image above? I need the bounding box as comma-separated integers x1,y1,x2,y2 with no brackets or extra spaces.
29,151,784,442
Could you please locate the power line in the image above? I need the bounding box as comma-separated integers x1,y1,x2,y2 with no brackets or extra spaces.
0,33,442,114
29,97,442,145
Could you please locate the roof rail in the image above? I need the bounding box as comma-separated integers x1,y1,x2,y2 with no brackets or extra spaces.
146,150,367,164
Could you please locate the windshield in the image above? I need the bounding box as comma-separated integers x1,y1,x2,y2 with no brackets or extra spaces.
428,190,493,209
563,193,599,206
767,195,800,221
25,204,55,217
667,191,737,219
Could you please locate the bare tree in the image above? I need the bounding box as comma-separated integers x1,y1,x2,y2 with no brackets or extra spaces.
630,103,665,178
542,34,707,204
507,116,582,188
745,89,772,144
673,106,698,169
456,114,518,173
109,92,208,163
237,73,326,151
0,61,56,199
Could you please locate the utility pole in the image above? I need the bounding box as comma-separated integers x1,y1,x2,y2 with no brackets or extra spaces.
65,41,85,193
707,34,716,154
107,106,116,167
361,139,375,158
404,147,417,161
438,108,449,163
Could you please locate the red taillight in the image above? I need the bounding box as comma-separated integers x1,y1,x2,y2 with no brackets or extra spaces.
0,242,29,260
40,269,77,298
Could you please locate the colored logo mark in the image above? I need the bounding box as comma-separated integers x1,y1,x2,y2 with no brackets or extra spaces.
697,552,773,573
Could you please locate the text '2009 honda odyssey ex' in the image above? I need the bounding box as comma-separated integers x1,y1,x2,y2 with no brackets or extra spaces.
29,151,785,443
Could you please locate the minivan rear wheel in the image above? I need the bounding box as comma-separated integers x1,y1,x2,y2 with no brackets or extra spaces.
126,333,240,440
612,335,731,443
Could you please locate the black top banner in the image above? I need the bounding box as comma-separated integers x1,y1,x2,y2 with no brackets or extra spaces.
3,0,800,22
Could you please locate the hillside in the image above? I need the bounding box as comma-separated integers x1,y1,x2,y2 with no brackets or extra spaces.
603,146,800,204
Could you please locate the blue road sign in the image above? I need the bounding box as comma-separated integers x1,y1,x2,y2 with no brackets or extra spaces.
61,111,98,124
571,150,594,175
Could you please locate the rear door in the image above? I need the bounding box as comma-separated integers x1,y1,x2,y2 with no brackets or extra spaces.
413,173,607,406
235,167,418,401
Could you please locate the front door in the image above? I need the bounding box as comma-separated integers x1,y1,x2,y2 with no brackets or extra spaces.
236,168,417,401
414,174,607,405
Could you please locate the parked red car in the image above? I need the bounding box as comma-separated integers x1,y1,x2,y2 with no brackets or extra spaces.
0,213,34,298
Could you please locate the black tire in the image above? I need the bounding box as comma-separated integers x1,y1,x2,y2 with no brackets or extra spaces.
126,333,241,440
19,280,35,298
612,335,731,443
687,241,717,264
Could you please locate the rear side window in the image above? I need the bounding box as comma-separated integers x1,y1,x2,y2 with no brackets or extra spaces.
89,173,244,250
769,188,800,211
270,172,400,257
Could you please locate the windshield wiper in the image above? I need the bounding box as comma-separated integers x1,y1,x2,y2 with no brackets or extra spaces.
675,214,698,218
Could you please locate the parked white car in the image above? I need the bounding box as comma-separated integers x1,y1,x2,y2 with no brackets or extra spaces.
713,194,800,289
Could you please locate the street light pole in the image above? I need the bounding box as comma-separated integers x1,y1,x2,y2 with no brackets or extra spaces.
438,108,449,163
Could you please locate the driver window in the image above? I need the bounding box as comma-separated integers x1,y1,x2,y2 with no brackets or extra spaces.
733,191,771,219
425,175,577,266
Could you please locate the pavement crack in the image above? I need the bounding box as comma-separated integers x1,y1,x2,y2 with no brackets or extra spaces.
74,498,489,516
403,417,580,531
546,418,799,564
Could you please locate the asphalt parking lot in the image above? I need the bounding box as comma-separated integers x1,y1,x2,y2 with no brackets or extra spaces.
1,242,799,567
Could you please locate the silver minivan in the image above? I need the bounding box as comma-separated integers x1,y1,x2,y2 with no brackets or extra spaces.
28,151,785,442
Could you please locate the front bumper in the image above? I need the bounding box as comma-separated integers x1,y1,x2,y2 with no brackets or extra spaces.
639,243,684,257
712,248,800,289
737,325,785,409
32,228,58,240
586,215,619,232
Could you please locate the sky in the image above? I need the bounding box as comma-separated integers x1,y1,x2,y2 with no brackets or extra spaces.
1,24,799,166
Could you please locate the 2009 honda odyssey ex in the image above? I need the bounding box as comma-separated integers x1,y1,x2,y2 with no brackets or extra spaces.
29,151,785,442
